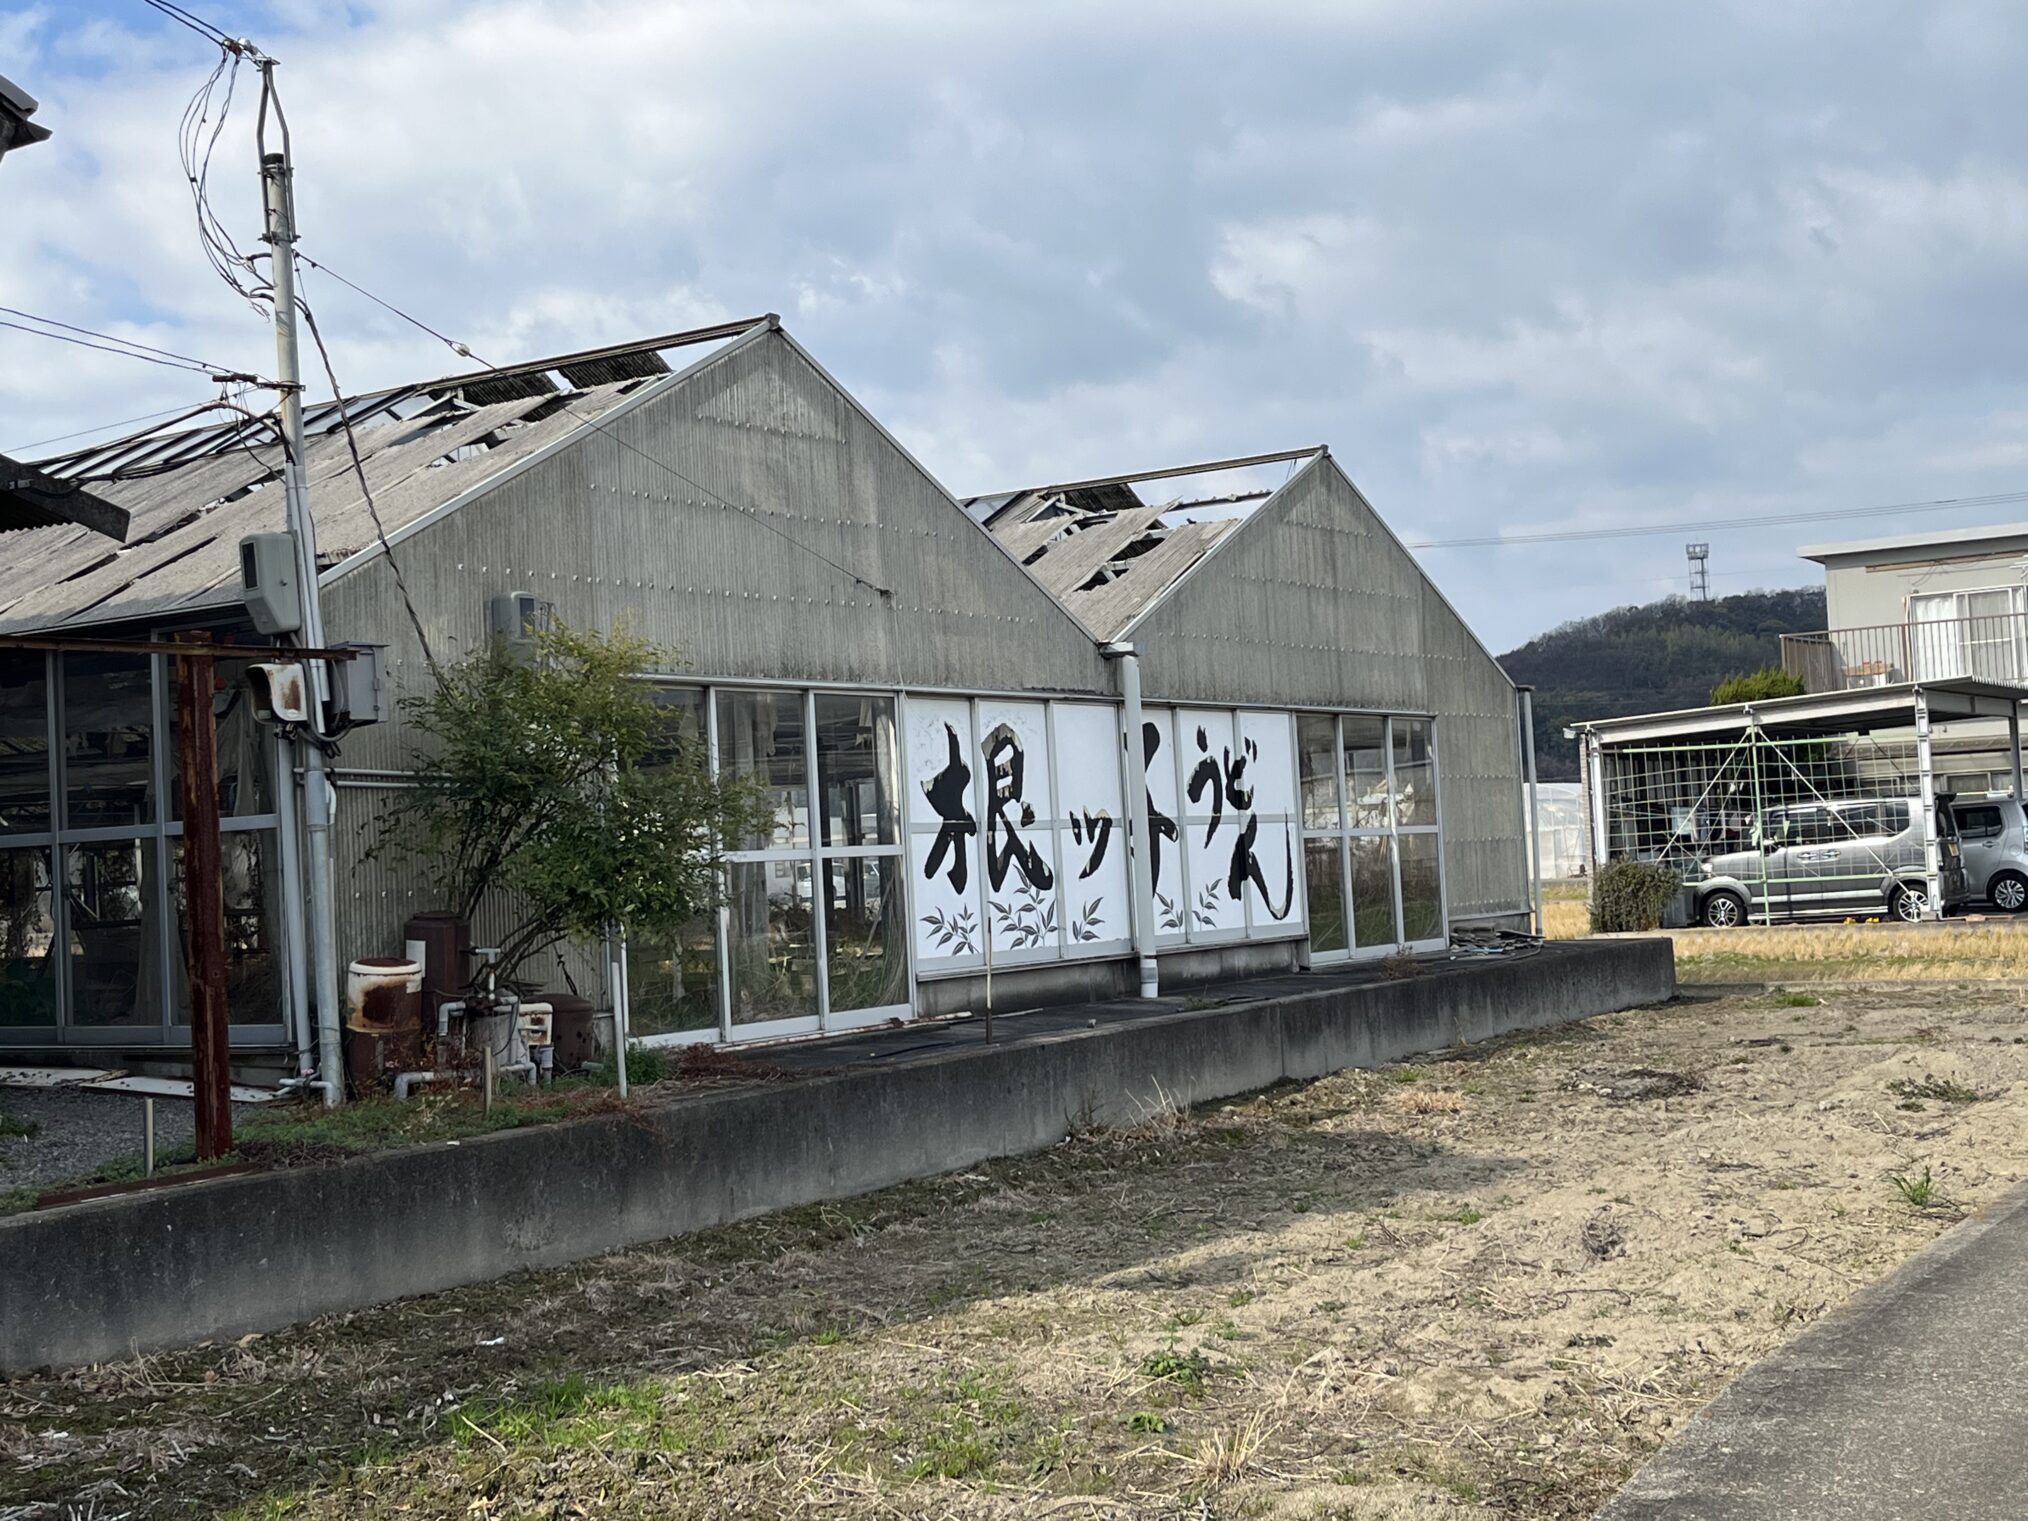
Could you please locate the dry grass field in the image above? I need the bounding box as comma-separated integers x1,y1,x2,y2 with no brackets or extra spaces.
1539,875,2028,982
7,984,2028,1519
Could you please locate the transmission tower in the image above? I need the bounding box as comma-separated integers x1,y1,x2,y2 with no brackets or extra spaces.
1686,541,1710,601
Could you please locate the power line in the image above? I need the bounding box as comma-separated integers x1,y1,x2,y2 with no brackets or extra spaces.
4,399,232,456
293,292,445,683
0,317,241,378
294,255,896,600
138,0,235,47
0,304,244,375
1406,489,2028,550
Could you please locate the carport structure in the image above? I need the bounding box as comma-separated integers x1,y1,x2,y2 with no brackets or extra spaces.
1568,680,2026,922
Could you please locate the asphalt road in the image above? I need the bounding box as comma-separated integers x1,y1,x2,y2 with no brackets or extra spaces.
1603,1180,2028,1519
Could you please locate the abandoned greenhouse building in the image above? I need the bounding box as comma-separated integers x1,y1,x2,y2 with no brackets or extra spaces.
0,316,1538,1072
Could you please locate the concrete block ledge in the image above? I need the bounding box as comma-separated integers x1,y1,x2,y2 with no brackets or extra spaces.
1,939,1673,1373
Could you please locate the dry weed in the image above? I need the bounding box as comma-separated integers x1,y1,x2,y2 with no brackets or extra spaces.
1190,1409,1276,1487
1392,1088,1468,1117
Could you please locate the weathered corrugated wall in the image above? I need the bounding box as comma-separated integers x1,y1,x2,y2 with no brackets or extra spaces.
1123,455,1529,924
321,324,1113,972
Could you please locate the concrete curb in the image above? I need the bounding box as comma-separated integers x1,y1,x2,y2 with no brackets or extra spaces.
2,939,1672,1373
1601,1179,2028,1518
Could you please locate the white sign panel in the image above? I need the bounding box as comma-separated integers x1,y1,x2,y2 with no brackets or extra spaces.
1053,703,1130,948
906,698,981,964
1238,710,1302,930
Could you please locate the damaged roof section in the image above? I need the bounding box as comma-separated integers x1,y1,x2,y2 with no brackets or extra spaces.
2,319,771,634
965,446,1323,641
0,453,129,540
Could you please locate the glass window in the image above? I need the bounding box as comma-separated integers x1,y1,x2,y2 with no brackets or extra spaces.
169,831,283,1026
1297,714,1340,831
626,916,720,1036
167,652,274,820
1882,802,1911,836
1391,719,1436,827
822,856,908,1011
64,839,163,1028
0,846,57,1028
1958,805,2002,839
1304,839,1348,955
1398,831,1443,943
643,686,707,765
1343,716,1390,830
1832,804,1885,841
725,859,817,1025
63,652,155,829
815,693,899,848
714,690,808,849
0,651,50,837
1350,834,1398,950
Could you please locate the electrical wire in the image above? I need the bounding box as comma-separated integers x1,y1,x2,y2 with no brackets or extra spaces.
1406,489,2028,550
0,317,242,379
294,288,446,684
4,399,229,456
293,253,896,600
138,0,235,46
0,304,248,376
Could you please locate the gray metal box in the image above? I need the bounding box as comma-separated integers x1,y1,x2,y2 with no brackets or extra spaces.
486,590,546,665
238,532,302,637
330,643,388,726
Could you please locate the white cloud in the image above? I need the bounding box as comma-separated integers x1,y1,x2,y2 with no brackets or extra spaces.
6,0,2028,647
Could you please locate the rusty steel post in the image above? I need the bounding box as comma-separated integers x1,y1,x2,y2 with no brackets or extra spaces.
175,633,233,1160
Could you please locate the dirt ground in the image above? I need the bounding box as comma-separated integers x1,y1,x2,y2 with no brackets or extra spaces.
8,984,2028,1520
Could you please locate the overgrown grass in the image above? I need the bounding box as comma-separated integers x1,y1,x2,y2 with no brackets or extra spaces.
0,1109,38,1140
1140,1348,1213,1392
1887,1075,1992,1105
1671,924,2028,983
1891,1165,1941,1209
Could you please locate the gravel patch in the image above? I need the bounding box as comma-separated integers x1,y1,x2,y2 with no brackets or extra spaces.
0,1087,256,1192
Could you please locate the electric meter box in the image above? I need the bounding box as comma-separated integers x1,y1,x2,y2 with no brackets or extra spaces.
238,532,303,636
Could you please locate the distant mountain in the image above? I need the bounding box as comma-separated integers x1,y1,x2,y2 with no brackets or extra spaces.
1500,587,1826,781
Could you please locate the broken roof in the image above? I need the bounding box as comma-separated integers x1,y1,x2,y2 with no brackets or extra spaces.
0,453,129,541
964,447,1324,641
1,318,771,635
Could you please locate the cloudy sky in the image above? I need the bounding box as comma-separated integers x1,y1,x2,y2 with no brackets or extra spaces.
6,1,2028,650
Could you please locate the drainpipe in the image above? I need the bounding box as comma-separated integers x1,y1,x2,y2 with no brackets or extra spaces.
1102,642,1160,999
271,730,314,1078
1518,686,1544,936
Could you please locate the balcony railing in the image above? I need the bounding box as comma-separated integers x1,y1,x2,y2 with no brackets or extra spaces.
1780,611,2028,694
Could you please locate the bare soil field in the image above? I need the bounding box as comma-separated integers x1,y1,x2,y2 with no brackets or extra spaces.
7,985,2028,1520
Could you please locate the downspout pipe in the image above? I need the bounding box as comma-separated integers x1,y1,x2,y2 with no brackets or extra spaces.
1102,642,1160,1000
1518,686,1544,935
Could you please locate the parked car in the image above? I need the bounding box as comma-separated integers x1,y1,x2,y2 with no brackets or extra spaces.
1948,795,2028,912
1679,796,1967,927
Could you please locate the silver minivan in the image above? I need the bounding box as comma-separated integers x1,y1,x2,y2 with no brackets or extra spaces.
1950,795,2028,911
1683,796,1967,927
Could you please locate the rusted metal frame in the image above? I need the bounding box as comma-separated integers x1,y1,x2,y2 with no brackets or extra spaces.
173,632,233,1159
993,445,1325,500
408,316,773,400
0,635,356,660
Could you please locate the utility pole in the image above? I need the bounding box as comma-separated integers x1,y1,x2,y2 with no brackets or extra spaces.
257,59,344,1104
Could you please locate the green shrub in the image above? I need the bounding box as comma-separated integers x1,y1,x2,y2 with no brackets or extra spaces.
1710,667,1805,705
1589,860,1682,933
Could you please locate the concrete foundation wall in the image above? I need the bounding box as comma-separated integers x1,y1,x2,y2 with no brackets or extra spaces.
0,940,1673,1374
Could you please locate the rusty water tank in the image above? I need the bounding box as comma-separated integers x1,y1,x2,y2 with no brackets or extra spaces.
546,993,598,1071
404,912,470,1029
343,955,423,1095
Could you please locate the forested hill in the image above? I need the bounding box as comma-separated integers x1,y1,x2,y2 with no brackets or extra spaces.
1499,587,1826,781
